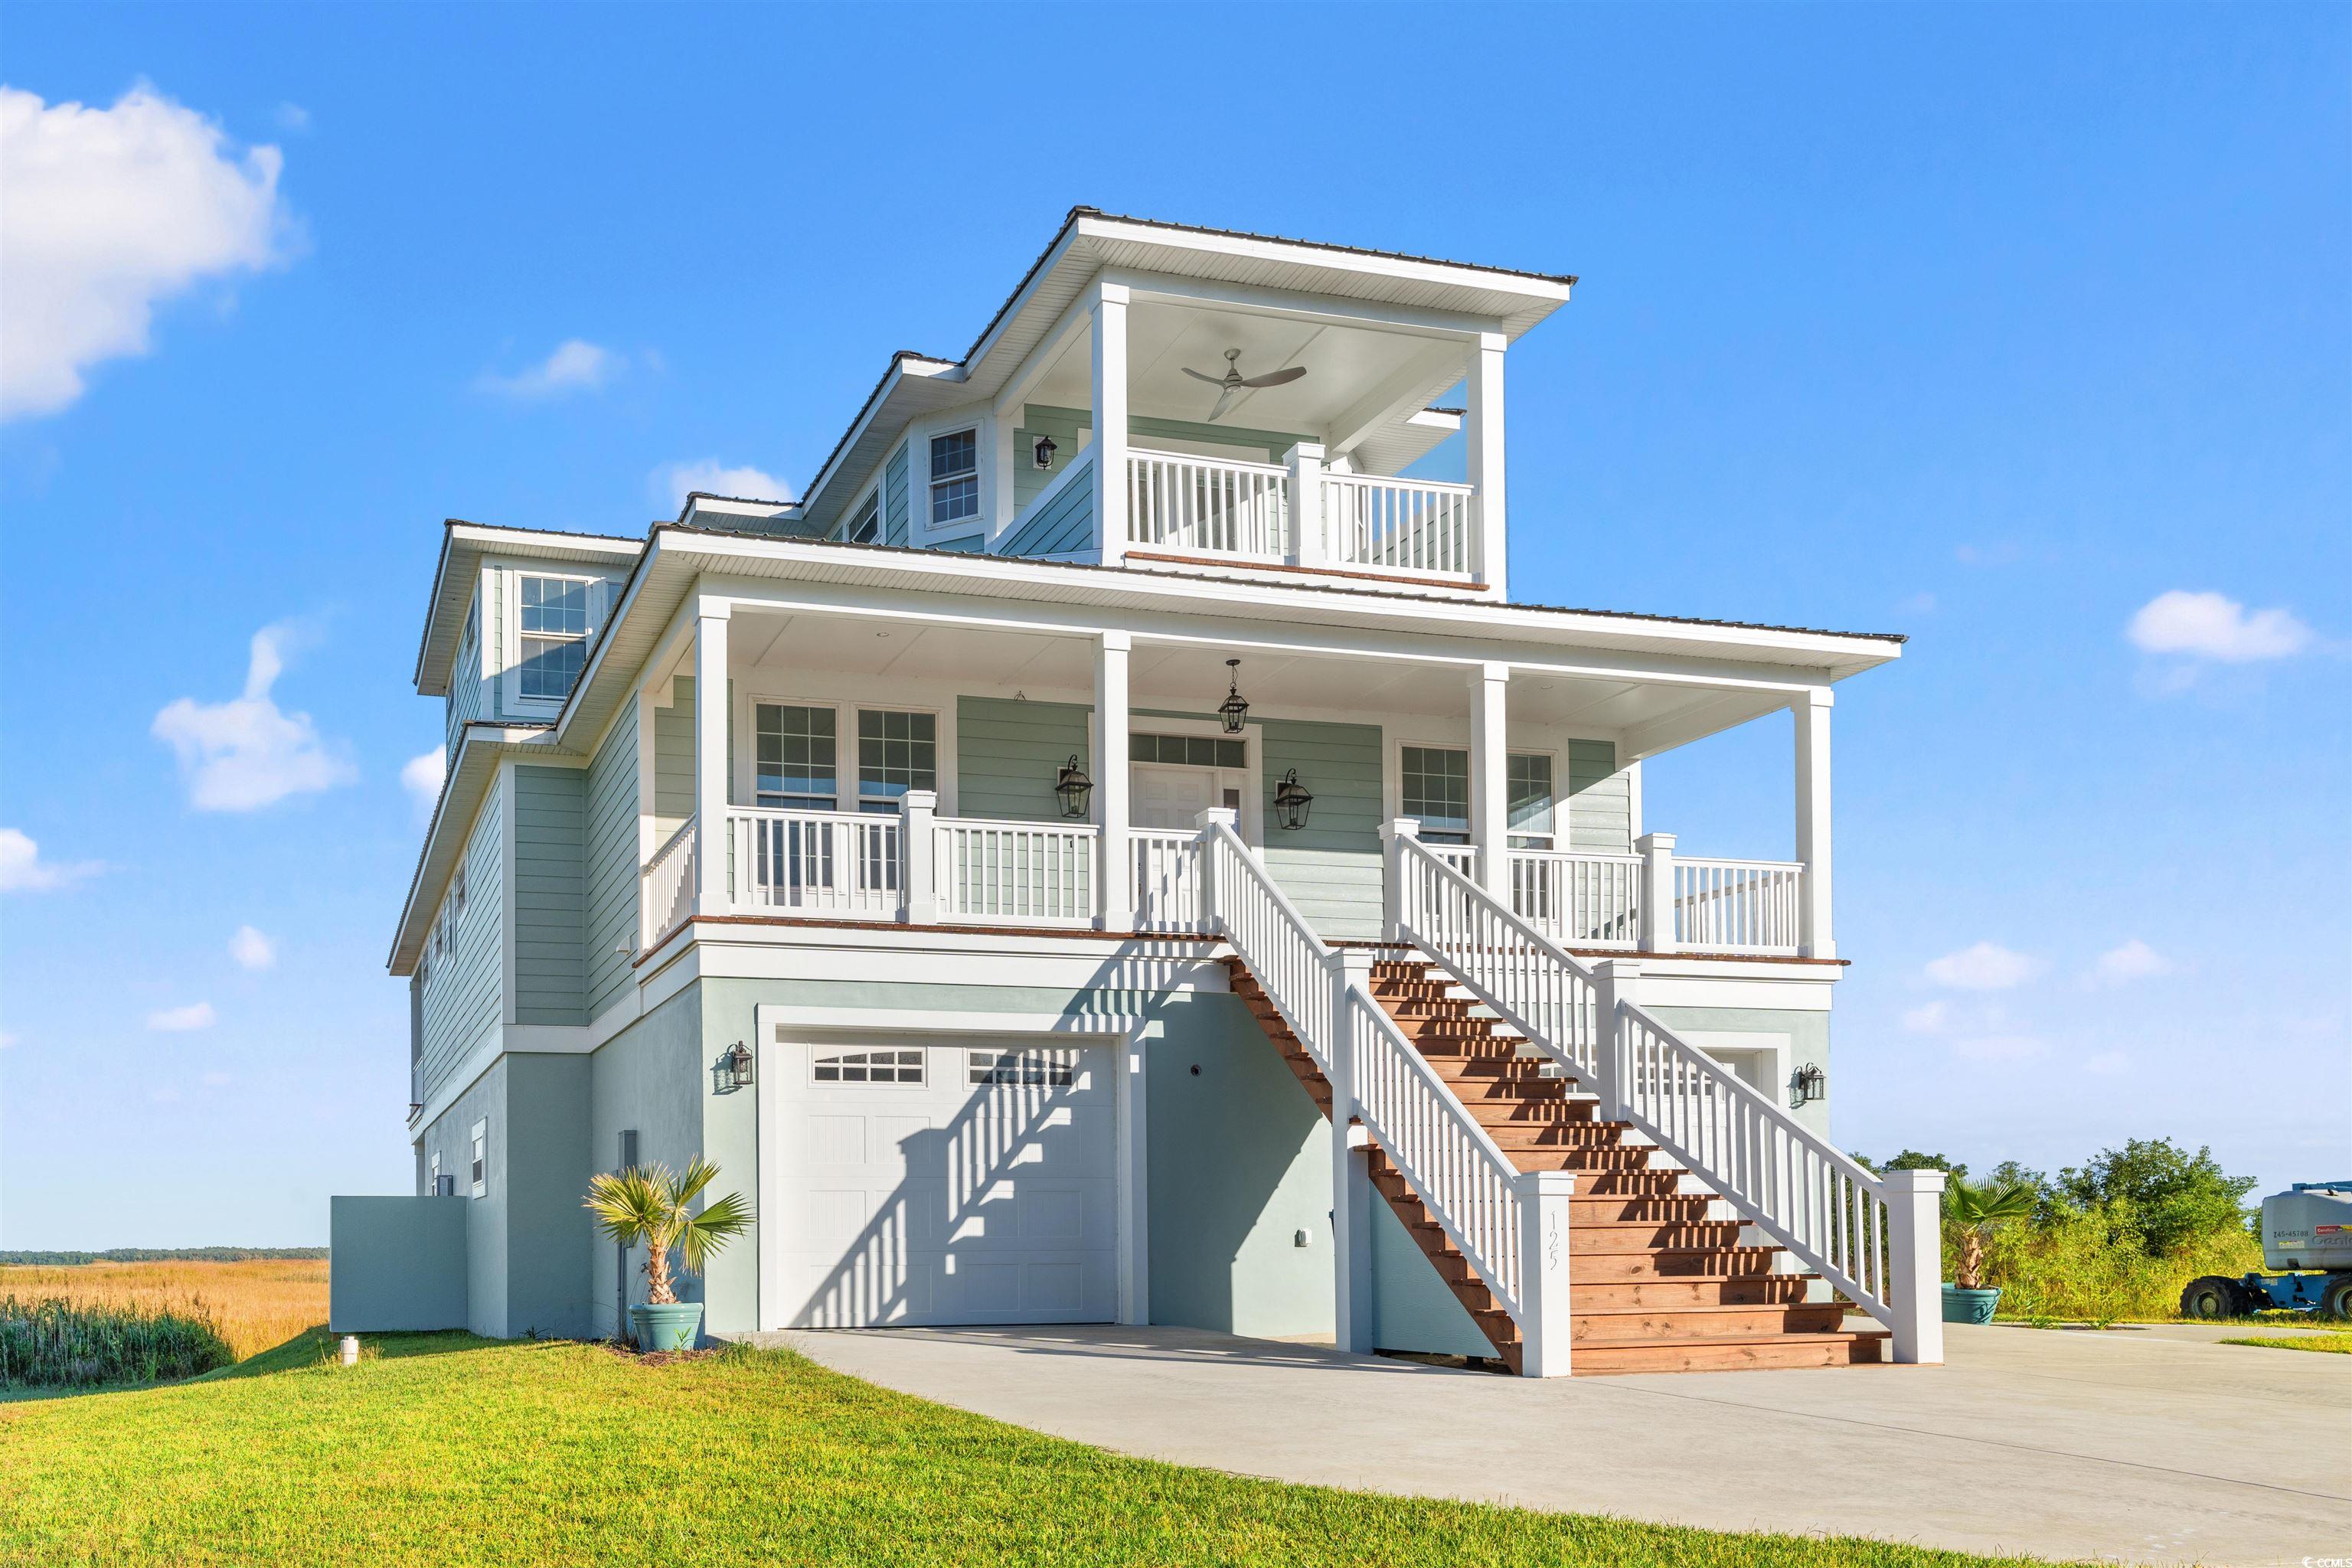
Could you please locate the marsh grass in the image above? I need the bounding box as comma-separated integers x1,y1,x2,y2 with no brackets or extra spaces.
0,1259,327,1362
0,1295,233,1387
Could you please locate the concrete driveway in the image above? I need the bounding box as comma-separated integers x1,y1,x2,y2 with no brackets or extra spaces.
751,1319,2352,1566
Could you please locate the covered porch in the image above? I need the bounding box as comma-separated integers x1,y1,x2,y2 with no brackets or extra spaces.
631,590,1838,964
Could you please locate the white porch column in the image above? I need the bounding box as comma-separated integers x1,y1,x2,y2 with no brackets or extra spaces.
691,606,730,917
1327,948,1379,1354
1794,688,1834,959
1464,331,1507,596
899,789,937,925
1091,282,1131,566
1635,831,1677,954
1513,1168,1576,1377
1285,441,1326,569
1096,630,1132,930
1881,1167,1947,1364
1469,662,1511,906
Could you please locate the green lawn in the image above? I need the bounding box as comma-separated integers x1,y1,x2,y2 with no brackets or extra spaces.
2220,1331,2352,1354
0,1331,2080,1567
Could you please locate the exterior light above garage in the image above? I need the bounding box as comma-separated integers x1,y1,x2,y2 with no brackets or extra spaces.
714,1041,755,1095
1272,769,1314,831
1054,755,1093,819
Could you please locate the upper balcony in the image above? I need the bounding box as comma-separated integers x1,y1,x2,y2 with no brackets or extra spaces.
782,210,1575,598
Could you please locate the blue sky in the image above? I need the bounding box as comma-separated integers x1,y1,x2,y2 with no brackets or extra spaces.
2,5,2344,1248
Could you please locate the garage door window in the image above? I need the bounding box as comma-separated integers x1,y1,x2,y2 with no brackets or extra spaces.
812,1047,925,1084
968,1049,1076,1087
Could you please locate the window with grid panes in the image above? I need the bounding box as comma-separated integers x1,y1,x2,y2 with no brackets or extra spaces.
929,430,978,526
518,576,592,698
1508,753,1555,849
755,704,838,810
856,710,936,813
1129,733,1247,768
1400,746,1470,842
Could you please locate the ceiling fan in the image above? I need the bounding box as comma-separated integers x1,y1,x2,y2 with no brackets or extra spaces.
1182,348,1306,423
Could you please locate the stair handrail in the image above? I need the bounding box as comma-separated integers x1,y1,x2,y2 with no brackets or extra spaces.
1390,831,1907,1337
1204,822,1527,1322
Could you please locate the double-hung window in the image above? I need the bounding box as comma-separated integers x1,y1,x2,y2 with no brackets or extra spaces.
856,710,936,813
1508,753,1556,851
1400,746,1557,848
518,576,592,699
928,430,978,528
754,704,839,811
1400,746,1472,844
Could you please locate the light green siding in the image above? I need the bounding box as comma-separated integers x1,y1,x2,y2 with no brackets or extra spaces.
444,588,484,763
653,676,694,836
998,453,1095,558
1257,717,1386,940
956,695,1089,820
1568,738,1632,851
1011,406,1093,512
883,443,910,546
417,773,505,1099
585,699,640,1019
512,765,586,1026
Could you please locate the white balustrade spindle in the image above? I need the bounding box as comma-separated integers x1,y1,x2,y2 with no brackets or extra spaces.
1131,829,1207,932
936,821,1096,925
1673,857,1805,955
639,817,697,948
1323,474,1475,577
1507,851,1642,949
730,808,901,917
1125,450,1289,559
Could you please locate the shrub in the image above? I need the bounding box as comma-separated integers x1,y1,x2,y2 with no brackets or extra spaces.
0,1295,234,1387
1975,1204,2262,1323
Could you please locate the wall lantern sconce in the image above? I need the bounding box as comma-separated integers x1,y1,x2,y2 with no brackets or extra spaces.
1790,1062,1825,1106
1033,434,1057,470
1218,658,1250,734
1054,754,1094,819
1272,769,1315,831
714,1040,755,1096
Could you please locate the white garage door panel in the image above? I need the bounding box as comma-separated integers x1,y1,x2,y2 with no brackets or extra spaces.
769,1041,1119,1328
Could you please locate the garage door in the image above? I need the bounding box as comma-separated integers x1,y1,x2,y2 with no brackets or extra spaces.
766,1038,1119,1328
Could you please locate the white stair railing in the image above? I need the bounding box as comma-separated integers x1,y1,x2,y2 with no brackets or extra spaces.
1203,819,1567,1369
1130,828,1207,931
639,817,697,948
1389,828,1942,1364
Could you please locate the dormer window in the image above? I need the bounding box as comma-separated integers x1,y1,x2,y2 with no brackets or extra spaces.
929,430,978,528
518,575,592,699
847,492,880,544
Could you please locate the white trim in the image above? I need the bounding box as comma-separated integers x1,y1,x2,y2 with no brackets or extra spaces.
1678,1030,1795,1109
499,759,520,1026
469,1117,488,1199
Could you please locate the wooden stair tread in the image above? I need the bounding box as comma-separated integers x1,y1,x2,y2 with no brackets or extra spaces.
1574,1328,1886,1349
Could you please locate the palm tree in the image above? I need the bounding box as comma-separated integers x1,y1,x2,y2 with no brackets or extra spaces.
584,1159,753,1305
1945,1175,2037,1289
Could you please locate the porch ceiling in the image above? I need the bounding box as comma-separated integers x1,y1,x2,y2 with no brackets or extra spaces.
726,606,1797,752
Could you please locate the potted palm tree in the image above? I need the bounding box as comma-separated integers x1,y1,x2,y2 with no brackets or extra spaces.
585,1158,752,1351
1942,1174,2037,1325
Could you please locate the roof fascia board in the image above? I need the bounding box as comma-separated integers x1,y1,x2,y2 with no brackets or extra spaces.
959,220,1089,388
1106,267,1503,342
1076,212,1576,307
797,354,965,530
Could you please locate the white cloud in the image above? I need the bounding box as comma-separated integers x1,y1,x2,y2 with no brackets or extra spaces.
478,338,620,400
147,1001,215,1032
1900,999,1951,1034
2089,939,2170,987
2128,590,2313,663
651,459,791,511
153,623,355,811
0,827,102,892
2083,1050,2130,1076
273,103,310,132
1924,941,2045,991
402,748,446,810
229,924,276,971
1953,1034,2046,1062
0,83,292,421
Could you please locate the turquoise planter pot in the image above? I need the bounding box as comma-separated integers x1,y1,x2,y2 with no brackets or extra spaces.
629,1302,704,1351
1942,1283,2001,1325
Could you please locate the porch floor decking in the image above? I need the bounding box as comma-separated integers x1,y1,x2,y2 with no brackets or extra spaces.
745,1321,2352,1566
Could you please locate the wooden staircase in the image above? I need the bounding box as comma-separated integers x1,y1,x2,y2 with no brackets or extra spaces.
1227,953,1891,1375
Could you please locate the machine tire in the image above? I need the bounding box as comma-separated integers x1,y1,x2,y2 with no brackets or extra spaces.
2179,1276,2243,1320
2321,1276,2352,1322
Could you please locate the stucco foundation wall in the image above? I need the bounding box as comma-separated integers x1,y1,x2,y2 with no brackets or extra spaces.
328,1197,468,1332
501,1054,594,1338
586,985,707,1337
417,1063,508,1337
1647,1004,1832,1140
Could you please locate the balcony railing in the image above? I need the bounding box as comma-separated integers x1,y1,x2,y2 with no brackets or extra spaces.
637,799,1809,959
1124,447,1478,583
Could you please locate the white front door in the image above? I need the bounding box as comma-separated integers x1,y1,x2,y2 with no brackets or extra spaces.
1132,763,1245,831
767,1039,1119,1327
